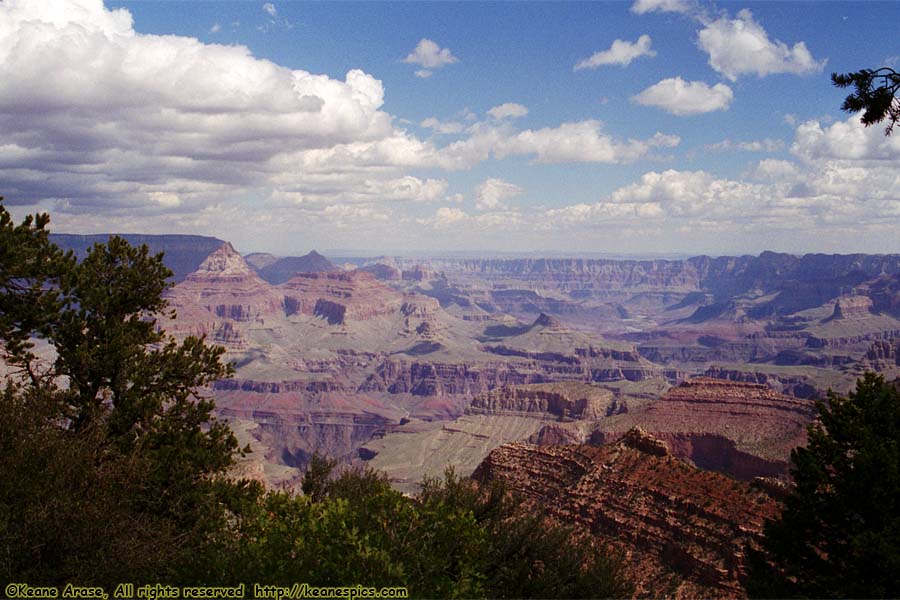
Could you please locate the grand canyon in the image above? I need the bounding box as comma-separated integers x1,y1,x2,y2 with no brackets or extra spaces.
5,1,899,596
35,233,898,594
60,236,893,474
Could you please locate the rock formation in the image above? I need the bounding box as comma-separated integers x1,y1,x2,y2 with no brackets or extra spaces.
598,378,816,479
161,242,284,342
472,431,780,597
256,250,338,284
827,295,874,320
280,271,404,323
51,233,226,283
359,382,613,494
467,382,617,420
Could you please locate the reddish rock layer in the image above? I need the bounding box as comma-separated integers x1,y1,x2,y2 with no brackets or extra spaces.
162,242,284,342
473,432,780,597
467,383,616,420
280,271,404,323
603,378,816,477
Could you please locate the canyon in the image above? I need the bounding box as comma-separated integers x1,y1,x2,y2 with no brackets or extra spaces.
46,235,900,494
31,234,900,597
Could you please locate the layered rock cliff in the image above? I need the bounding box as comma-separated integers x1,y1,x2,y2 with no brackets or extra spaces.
599,378,816,479
467,382,618,420
280,271,404,323
161,242,284,341
472,431,780,597
359,382,615,494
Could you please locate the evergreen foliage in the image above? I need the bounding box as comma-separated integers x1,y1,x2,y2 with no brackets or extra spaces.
832,67,900,135
748,373,900,598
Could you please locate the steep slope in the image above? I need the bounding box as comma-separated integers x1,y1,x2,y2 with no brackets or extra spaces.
244,252,280,271
598,378,816,479
473,430,780,597
359,382,619,493
161,242,284,345
279,271,405,324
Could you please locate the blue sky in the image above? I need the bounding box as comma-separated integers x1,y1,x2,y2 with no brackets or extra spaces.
2,0,900,256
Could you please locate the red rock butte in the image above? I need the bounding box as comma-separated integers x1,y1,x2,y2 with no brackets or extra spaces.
597,377,816,480
473,430,781,598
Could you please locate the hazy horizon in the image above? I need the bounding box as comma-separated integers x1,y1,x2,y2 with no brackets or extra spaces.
3,0,899,255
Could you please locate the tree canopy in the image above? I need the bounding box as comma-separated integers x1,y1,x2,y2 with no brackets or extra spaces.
832,67,900,135
0,200,255,585
748,373,900,598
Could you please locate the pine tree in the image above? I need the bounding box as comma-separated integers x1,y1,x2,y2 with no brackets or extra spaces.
749,373,900,598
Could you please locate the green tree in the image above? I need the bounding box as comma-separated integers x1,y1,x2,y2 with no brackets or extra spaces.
0,201,257,586
832,67,900,135
418,469,634,599
748,373,900,598
0,198,67,384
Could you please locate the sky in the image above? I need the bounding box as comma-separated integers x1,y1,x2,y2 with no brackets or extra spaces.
2,0,900,256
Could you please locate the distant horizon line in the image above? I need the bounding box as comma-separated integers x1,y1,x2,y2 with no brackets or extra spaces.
45,232,900,262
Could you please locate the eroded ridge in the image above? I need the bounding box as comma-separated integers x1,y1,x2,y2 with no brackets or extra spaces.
473,430,780,598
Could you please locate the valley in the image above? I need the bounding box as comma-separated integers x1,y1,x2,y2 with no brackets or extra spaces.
48,234,900,493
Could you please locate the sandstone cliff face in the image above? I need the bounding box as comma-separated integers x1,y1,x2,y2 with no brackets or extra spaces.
828,295,875,320
472,432,780,597
866,339,900,366
600,378,816,479
161,242,284,343
467,382,617,420
701,367,820,399
861,340,900,378
360,359,549,396
280,271,404,322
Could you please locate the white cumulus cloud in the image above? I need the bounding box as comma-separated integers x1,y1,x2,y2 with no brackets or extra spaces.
475,178,523,211
631,0,692,14
487,103,529,120
697,9,825,81
574,35,656,70
421,117,464,135
0,0,438,217
633,77,733,116
404,39,458,73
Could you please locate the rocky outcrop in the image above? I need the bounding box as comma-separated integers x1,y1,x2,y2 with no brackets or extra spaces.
256,250,338,284
280,271,404,322
161,242,284,338
618,426,669,456
861,339,900,374
243,252,280,271
525,423,586,445
702,367,821,399
866,339,900,366
467,382,616,420
361,359,549,397
827,295,874,320
472,434,780,597
362,351,661,398
359,263,401,281
401,265,434,282
600,378,816,479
